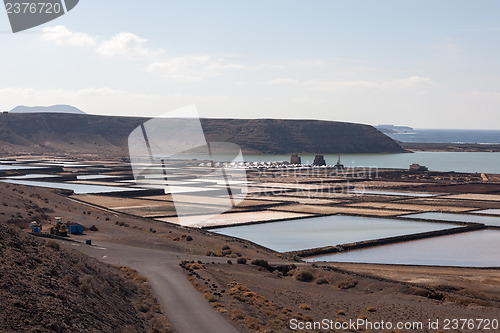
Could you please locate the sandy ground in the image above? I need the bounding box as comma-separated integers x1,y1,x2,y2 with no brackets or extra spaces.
269,204,413,216
158,211,315,228
329,263,500,302
441,194,500,201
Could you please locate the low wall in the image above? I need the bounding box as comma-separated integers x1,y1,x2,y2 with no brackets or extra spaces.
285,224,487,258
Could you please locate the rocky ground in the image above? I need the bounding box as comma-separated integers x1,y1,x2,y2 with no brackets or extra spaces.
0,220,174,332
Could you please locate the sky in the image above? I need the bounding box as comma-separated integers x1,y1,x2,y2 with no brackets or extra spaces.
1,0,500,129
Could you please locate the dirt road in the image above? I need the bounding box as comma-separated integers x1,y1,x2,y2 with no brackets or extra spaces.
63,241,241,333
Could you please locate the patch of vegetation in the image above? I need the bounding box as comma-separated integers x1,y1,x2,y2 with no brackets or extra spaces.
294,270,314,282
337,279,358,290
46,240,60,250
316,277,328,285
250,259,270,271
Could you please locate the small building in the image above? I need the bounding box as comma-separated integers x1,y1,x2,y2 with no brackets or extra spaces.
313,154,326,166
334,155,344,170
409,163,428,172
29,221,42,233
290,153,301,165
67,223,84,235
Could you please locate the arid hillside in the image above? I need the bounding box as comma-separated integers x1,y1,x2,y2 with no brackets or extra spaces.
0,113,404,156
0,221,174,332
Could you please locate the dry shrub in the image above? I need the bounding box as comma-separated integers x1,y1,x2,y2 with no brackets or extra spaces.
316,277,328,285
186,263,205,270
119,266,148,284
231,309,245,320
243,291,257,298
337,310,345,316
205,250,222,257
236,257,247,264
263,309,278,318
337,279,357,289
79,283,91,295
138,303,150,313
204,292,218,303
246,317,261,330
211,302,224,309
299,303,311,310
295,270,314,282
251,259,270,270
179,260,206,271
46,240,60,250
366,306,376,312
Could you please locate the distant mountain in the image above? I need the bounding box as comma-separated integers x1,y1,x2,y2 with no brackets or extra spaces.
0,113,405,157
8,105,86,115
376,124,414,134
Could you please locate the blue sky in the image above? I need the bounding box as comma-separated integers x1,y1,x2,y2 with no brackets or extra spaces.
1,0,500,129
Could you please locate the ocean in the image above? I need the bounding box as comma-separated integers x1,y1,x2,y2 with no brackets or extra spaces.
384,129,500,144
244,151,500,174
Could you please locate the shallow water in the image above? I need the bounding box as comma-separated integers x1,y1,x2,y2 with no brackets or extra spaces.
0,179,141,194
212,215,458,252
0,165,47,171
6,174,59,179
307,230,500,267
472,209,500,216
76,175,119,180
402,212,500,227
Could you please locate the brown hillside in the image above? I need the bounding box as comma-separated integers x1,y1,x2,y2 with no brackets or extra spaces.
0,221,172,332
0,113,403,156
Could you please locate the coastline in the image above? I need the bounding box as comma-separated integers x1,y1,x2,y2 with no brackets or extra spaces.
401,142,500,152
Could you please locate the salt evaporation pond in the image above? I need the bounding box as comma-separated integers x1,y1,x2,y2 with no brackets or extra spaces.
0,180,141,194
212,215,458,252
76,175,119,180
307,230,500,267
403,212,500,227
0,165,48,171
473,209,500,216
7,174,59,179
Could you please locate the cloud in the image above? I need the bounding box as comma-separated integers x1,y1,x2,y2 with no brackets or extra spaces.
290,59,325,68
310,76,436,93
96,32,162,58
470,90,500,98
147,56,246,81
265,78,300,85
41,27,161,58
41,25,97,47
391,76,436,88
